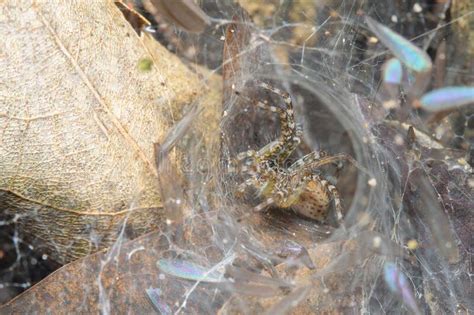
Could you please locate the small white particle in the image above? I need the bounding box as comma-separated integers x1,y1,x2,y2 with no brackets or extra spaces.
391,15,398,23
368,36,378,44
220,35,225,41
394,134,404,146
368,178,377,187
468,178,474,188
42,254,48,260
383,100,398,110
373,236,382,248
413,3,422,13
159,273,166,280
166,219,172,225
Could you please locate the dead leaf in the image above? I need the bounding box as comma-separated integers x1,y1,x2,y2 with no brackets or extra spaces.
0,229,223,313
0,1,210,264
143,0,211,33
0,212,231,314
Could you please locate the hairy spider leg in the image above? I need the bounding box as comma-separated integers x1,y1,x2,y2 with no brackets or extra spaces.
276,173,315,209
254,197,275,212
288,150,330,171
233,82,302,165
289,151,367,179
255,81,303,164
325,181,344,224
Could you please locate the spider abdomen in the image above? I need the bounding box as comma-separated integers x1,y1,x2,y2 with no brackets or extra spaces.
291,181,331,221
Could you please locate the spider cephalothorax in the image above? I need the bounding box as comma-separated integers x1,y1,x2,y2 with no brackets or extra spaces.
233,81,354,226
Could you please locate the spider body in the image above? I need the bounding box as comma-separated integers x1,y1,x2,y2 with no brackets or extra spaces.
234,81,350,225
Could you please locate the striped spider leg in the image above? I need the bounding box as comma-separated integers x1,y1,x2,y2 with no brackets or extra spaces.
234,81,352,227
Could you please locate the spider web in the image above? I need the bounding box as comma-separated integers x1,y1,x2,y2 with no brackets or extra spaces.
1,0,472,313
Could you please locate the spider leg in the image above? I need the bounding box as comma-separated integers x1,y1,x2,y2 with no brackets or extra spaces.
254,197,275,212
279,176,311,208
234,82,302,164
324,181,345,226
290,151,368,177
256,81,302,163
288,150,330,173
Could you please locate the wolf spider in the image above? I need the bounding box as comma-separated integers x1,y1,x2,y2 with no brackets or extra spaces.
233,81,357,227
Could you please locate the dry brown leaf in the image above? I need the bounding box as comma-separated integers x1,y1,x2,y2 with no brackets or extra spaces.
0,1,212,264
143,0,211,33
0,229,223,313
